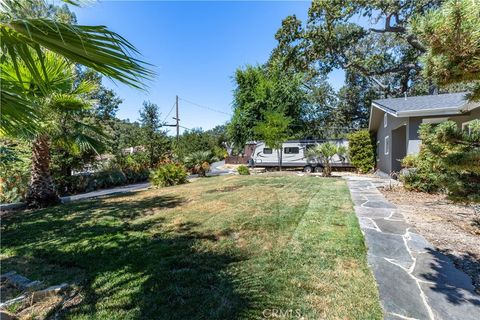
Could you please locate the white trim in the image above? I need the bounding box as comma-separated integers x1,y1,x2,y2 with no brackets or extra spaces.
371,102,471,118
372,102,397,116
384,113,388,128
397,107,462,117
385,136,390,155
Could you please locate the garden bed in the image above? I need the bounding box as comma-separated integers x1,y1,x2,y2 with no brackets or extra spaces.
380,187,480,292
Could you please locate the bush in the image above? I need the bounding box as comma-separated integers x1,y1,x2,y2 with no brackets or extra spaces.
411,120,480,202
237,165,250,175
401,120,480,202
150,163,188,187
183,151,218,177
0,142,31,204
400,147,444,193
401,154,418,168
347,130,375,174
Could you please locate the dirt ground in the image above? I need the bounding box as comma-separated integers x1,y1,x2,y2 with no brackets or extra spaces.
380,187,480,292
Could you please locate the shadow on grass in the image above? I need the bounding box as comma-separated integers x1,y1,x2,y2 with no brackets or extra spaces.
1,194,256,319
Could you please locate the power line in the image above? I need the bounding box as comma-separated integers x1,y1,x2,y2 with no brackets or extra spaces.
179,97,232,116
162,101,176,124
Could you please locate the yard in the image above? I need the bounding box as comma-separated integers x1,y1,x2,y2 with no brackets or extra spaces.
1,175,382,319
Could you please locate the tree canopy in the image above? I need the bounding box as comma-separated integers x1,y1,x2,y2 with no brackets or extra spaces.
411,0,480,100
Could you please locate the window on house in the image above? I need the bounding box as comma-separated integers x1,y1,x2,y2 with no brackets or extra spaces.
263,148,272,154
384,136,389,155
284,147,299,154
384,113,388,128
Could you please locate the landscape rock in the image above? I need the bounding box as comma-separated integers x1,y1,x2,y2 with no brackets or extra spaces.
31,283,69,303
0,310,17,320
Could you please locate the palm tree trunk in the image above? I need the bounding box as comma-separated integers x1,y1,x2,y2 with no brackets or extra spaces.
26,134,60,208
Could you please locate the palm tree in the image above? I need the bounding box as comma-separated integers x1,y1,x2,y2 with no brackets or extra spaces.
306,142,347,177
184,151,218,177
0,0,153,135
1,52,104,207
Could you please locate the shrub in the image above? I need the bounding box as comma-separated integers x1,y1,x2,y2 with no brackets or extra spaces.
237,165,250,175
55,168,130,195
401,154,418,168
347,130,375,174
414,120,480,202
0,142,31,203
184,151,218,177
400,146,444,193
150,163,188,187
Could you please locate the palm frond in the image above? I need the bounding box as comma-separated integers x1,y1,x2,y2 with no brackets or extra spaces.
1,18,153,89
47,93,92,112
0,80,38,136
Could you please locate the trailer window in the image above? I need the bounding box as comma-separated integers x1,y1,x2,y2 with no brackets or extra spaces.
284,147,299,154
263,148,272,154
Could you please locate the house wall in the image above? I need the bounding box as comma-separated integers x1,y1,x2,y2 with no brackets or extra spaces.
407,108,480,154
375,112,408,173
373,106,479,174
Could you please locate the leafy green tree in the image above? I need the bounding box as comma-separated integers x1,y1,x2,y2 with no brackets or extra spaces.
271,0,443,97
109,119,145,155
411,0,480,100
254,111,292,171
1,52,104,207
306,142,346,176
174,128,218,161
139,101,170,167
0,0,152,133
297,77,338,139
228,64,306,149
76,68,124,121
334,72,381,130
348,130,376,174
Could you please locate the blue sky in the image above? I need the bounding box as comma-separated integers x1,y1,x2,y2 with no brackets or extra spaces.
72,1,345,134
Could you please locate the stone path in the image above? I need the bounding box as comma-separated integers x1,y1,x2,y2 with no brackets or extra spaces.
346,176,480,320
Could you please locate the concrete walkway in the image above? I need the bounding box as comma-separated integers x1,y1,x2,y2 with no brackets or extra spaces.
61,182,150,203
346,176,480,320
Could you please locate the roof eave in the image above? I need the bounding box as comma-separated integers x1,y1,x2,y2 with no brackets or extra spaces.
396,107,463,117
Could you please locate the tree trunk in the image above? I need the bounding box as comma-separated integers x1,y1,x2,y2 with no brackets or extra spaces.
26,134,60,208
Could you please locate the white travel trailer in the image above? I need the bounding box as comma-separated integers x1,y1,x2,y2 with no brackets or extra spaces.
249,139,350,172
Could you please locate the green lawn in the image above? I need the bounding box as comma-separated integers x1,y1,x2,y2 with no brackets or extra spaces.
1,175,382,319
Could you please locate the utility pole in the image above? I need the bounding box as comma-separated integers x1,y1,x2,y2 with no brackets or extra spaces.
175,95,179,141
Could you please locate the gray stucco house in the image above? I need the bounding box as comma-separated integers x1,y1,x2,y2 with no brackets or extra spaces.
369,92,480,173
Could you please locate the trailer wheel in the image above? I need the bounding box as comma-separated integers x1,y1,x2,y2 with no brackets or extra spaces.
314,166,323,173
303,166,313,173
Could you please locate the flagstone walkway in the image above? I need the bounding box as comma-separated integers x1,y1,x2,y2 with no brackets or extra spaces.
346,176,480,320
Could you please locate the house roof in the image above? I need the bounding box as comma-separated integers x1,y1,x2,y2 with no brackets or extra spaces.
371,92,474,117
